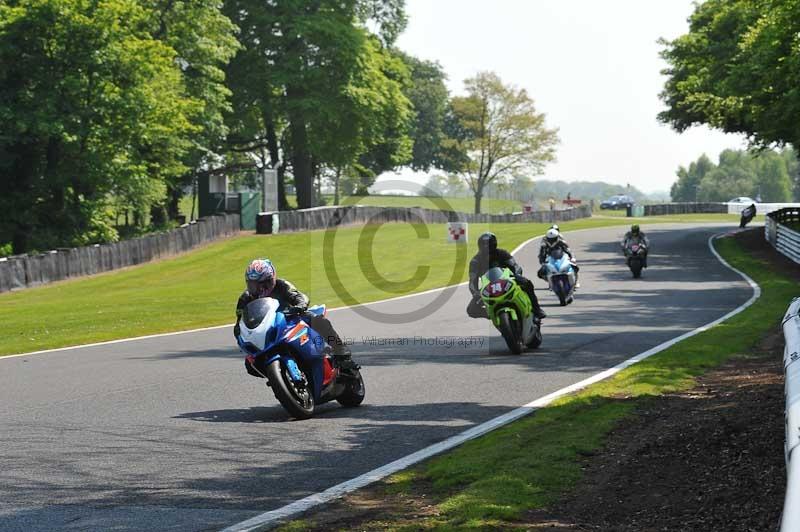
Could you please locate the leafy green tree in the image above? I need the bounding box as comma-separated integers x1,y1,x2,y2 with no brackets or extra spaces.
445,72,559,214
222,0,410,209
0,0,201,253
147,0,239,222
396,52,454,172
671,154,715,202
754,151,792,202
659,0,800,163
673,148,794,202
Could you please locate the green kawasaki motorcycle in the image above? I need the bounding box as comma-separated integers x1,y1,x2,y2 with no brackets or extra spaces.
479,267,543,354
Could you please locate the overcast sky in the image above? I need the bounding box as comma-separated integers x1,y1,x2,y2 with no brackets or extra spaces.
388,0,744,194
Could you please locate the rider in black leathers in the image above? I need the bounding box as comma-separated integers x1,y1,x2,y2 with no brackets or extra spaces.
467,232,547,320
234,259,357,369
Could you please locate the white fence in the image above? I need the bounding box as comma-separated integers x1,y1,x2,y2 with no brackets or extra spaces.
782,298,800,531
765,208,800,265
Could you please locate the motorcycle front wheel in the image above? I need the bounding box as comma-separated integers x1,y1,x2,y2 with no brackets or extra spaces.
266,359,315,419
498,312,524,354
630,258,643,279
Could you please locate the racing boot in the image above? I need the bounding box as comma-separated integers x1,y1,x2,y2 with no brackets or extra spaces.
532,301,547,320
333,344,359,372
528,289,547,319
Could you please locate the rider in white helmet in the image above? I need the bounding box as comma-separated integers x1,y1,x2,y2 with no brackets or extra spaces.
537,227,579,286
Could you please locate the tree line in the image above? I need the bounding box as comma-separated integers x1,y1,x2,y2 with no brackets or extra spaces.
671,148,798,203
660,0,800,201
0,0,558,255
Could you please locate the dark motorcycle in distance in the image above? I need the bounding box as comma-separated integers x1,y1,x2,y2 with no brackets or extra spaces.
236,298,365,419
739,204,756,228
624,243,647,278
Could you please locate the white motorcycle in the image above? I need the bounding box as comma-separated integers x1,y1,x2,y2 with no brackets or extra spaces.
544,248,577,306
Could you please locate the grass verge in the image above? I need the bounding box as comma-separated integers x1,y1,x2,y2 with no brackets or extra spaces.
0,213,740,356
280,233,797,531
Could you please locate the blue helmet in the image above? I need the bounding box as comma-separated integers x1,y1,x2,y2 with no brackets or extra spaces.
245,258,276,295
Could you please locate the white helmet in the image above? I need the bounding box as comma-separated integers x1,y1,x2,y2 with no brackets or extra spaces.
545,228,560,244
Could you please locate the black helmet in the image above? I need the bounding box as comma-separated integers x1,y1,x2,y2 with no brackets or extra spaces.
477,232,497,255
631,224,640,235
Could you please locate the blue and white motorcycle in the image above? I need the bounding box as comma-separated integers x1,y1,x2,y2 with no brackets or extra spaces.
544,248,577,306
236,298,365,419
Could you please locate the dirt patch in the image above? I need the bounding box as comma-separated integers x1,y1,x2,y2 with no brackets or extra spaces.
523,327,786,532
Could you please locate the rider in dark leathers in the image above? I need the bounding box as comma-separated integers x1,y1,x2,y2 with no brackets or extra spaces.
234,259,357,369
621,225,650,268
467,232,547,319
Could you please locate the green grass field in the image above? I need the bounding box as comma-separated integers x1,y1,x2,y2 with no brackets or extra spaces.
281,234,795,531
0,213,742,356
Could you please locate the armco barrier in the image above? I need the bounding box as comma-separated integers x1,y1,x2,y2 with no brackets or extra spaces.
0,214,240,293
781,298,800,531
766,208,800,265
256,204,592,234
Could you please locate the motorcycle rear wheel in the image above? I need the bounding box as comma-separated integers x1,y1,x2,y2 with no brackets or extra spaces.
266,359,315,419
498,312,524,354
336,371,366,407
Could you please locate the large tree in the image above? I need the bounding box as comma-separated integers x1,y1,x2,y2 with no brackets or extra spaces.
223,0,410,209
670,154,715,201
396,52,454,172
660,0,800,156
445,72,559,214
146,0,239,224
0,0,206,253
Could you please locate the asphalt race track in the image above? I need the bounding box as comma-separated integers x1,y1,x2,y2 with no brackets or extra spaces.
0,224,754,531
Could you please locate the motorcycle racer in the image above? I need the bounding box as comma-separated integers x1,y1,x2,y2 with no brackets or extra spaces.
234,259,357,370
621,225,650,268
467,232,547,320
537,227,579,286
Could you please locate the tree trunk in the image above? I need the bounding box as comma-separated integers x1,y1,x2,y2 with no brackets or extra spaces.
167,182,182,221
474,186,483,215
265,119,289,211
287,89,313,209
190,177,197,221
289,120,313,209
334,166,341,205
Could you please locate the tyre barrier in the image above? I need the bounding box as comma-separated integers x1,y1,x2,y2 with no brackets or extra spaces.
782,298,800,531
0,214,240,293
255,204,592,234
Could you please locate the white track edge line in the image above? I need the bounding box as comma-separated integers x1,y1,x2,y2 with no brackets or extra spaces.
0,222,719,360
219,232,761,532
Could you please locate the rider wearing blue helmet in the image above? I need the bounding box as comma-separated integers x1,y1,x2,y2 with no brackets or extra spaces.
235,259,357,369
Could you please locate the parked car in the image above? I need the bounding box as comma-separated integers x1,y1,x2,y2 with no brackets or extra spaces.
600,195,635,209
728,196,756,205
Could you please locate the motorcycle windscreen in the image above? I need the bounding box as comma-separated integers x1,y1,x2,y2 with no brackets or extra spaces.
243,298,278,329
484,267,505,282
